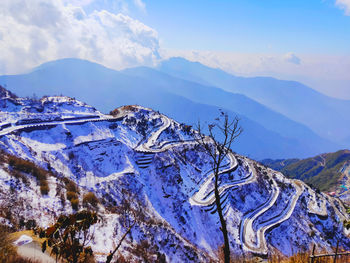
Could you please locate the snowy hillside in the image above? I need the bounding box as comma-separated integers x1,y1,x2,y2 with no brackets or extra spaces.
0,87,349,262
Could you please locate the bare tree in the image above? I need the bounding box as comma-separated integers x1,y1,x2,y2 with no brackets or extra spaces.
195,112,242,263
106,188,143,263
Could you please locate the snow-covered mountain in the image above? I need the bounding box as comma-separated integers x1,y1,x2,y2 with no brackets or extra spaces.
0,86,349,262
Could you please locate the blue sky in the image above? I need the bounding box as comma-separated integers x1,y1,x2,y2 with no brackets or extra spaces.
0,0,349,98
141,0,350,54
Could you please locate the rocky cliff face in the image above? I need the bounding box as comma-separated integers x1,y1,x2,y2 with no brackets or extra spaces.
0,88,349,262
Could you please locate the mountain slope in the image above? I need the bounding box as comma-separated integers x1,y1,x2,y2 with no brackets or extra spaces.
0,89,349,261
262,150,350,202
0,58,339,159
159,57,350,144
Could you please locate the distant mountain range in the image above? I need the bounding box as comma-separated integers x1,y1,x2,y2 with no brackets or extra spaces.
0,58,345,159
159,57,350,145
262,149,350,200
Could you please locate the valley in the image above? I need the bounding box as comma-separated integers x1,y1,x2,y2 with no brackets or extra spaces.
262,150,350,204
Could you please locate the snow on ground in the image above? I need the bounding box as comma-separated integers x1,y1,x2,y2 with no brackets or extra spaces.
0,91,350,261
13,235,33,246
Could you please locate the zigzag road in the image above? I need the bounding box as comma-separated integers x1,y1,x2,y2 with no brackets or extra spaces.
239,174,280,254
0,110,318,256
132,114,306,256
133,115,253,210
188,154,252,206
135,115,172,153
240,178,303,255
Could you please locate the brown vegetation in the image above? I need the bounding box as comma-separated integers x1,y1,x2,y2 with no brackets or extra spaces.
66,191,78,201
66,191,79,210
109,108,120,116
7,154,50,195
216,251,350,263
121,105,138,112
65,179,79,193
39,184,50,195
83,192,99,209
70,198,79,210
64,179,80,210
38,210,98,263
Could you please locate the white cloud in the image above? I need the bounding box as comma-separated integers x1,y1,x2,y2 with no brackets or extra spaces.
336,0,350,15
63,0,95,6
64,0,146,15
284,53,301,65
133,0,146,13
0,0,159,74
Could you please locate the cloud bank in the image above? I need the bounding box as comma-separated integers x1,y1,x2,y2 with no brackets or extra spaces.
336,0,350,15
284,53,301,65
0,0,159,74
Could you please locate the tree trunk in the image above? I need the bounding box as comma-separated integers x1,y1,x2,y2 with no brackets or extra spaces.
106,221,135,263
214,172,230,263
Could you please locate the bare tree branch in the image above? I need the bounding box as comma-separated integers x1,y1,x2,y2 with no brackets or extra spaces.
194,112,242,263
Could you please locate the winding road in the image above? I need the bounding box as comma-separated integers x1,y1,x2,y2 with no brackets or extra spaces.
240,178,304,254
0,114,122,137
129,113,307,255
189,154,253,206
1,108,345,256
239,174,280,254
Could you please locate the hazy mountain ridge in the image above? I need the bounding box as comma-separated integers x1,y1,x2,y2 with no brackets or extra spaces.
0,88,349,261
158,57,350,144
0,58,340,159
122,66,327,142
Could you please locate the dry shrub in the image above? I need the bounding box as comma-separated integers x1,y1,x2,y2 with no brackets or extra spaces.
0,225,16,262
67,190,79,210
268,251,308,263
40,184,49,195
215,247,350,263
109,108,120,116
70,198,79,210
67,191,78,201
83,192,99,209
8,155,34,174
121,105,137,112
65,179,79,193
65,180,80,210
267,249,350,263
7,154,50,195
